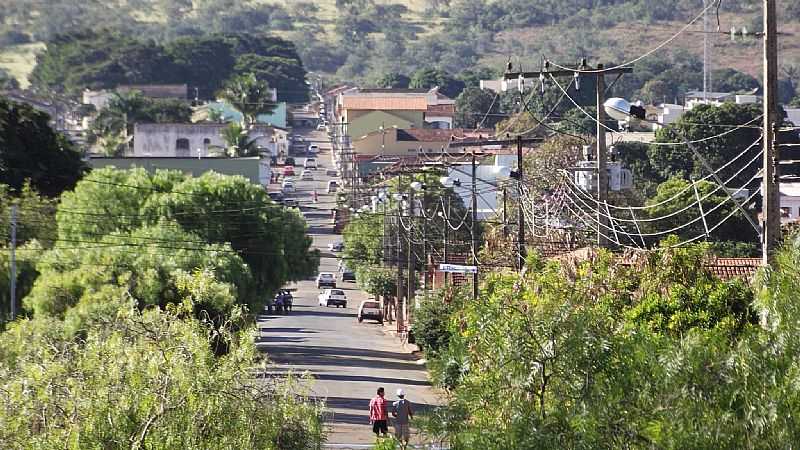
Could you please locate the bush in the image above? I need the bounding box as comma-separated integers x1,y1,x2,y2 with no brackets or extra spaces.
413,288,464,356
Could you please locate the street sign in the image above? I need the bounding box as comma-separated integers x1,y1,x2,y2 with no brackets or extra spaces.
438,264,478,273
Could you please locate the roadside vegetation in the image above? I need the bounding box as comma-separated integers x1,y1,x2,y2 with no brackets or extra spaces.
1,138,323,446
410,235,800,448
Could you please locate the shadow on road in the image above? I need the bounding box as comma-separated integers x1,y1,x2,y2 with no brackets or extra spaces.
267,353,423,372
260,327,319,334
291,309,356,319
314,374,431,386
268,344,416,361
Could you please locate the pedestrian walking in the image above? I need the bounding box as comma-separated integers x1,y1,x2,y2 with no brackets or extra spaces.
392,389,414,448
368,387,388,438
312,189,318,203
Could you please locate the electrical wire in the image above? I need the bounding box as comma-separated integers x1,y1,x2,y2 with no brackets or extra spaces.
546,0,722,74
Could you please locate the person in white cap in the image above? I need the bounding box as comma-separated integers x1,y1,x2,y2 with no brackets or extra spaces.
391,388,413,448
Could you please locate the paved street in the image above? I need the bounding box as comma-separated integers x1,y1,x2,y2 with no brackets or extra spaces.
256,128,441,448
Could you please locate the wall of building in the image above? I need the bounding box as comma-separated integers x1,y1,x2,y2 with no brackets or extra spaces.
88,156,266,186
132,123,275,157
346,110,420,140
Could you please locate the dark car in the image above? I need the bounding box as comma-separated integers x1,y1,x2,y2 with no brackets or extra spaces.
284,157,295,166
340,267,356,282
267,192,284,204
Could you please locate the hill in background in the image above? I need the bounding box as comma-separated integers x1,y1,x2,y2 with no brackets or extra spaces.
2,0,800,103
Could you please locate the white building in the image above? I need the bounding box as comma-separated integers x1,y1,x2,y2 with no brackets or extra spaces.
780,182,800,223
132,123,286,158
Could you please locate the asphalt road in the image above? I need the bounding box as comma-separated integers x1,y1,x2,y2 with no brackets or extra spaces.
257,128,441,448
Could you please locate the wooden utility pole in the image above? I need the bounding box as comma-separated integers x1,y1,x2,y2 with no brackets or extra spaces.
504,65,632,249
596,64,609,247
396,175,404,332
406,189,415,309
516,135,526,269
9,205,17,321
471,152,479,300
763,0,780,265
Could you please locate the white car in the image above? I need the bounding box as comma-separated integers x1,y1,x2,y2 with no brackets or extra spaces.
358,300,383,323
300,170,314,181
304,158,317,169
308,144,319,154
281,180,295,193
316,123,327,131
318,289,347,308
326,180,338,194
328,241,344,252
316,272,336,288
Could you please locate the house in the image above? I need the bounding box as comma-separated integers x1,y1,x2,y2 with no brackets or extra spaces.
351,128,490,177
83,84,190,111
779,182,800,223
131,123,287,158
335,87,456,140
684,90,760,110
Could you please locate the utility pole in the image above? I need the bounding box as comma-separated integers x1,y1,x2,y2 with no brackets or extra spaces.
502,186,508,236
763,0,780,265
596,64,609,247
396,175,404,332
448,135,541,271
703,0,712,100
406,189,415,313
516,135,526,269
442,195,450,287
471,152,479,301
503,65,632,250
421,185,428,291
9,205,17,321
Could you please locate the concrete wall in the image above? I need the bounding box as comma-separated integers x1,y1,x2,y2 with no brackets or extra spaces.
88,156,266,186
132,123,276,157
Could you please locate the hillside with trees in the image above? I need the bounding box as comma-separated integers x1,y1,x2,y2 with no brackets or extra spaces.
2,0,800,105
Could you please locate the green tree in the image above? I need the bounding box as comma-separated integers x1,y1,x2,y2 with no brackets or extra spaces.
0,97,87,197
220,122,259,157
372,72,411,88
642,178,758,245
218,73,277,127
233,54,309,103
409,67,466,98
88,91,192,156
0,68,19,90
0,294,324,448
649,103,762,186
455,86,500,128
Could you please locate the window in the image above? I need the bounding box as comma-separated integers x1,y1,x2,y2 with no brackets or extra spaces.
175,138,190,156
203,138,211,146
781,207,792,218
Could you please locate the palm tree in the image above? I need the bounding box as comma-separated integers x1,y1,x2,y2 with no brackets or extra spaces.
218,73,277,127
220,122,258,157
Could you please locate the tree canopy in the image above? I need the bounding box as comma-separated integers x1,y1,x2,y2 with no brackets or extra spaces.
0,97,87,197
30,30,308,102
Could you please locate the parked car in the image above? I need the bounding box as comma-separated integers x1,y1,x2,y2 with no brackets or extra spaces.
283,198,299,208
316,272,336,289
283,165,295,176
340,267,356,282
318,289,347,308
316,123,326,131
267,191,284,204
308,144,319,154
304,158,317,169
284,157,295,166
281,180,295,193
326,169,338,177
326,180,338,194
300,170,314,181
358,300,383,323
328,241,344,252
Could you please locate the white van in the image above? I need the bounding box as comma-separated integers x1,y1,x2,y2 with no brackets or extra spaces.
326,180,338,194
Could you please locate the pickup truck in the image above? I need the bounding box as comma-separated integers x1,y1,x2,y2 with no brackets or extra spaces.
318,289,347,308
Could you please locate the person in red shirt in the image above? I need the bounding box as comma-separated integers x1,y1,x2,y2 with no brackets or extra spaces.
368,387,388,437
